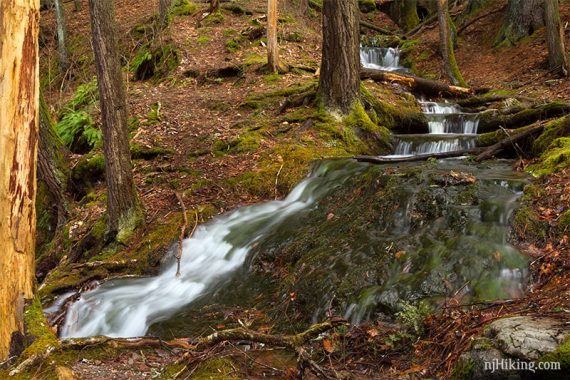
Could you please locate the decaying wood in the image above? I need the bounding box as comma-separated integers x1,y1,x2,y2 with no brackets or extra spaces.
361,69,472,97
477,102,570,133
475,124,545,161
0,0,40,360
354,148,483,164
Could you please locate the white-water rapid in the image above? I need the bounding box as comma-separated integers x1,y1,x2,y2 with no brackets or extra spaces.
60,163,349,338
360,46,404,71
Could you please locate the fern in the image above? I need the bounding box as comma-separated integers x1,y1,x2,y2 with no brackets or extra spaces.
56,110,101,148
82,125,103,148
65,79,98,112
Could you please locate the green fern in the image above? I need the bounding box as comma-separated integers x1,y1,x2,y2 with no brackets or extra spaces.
56,110,101,148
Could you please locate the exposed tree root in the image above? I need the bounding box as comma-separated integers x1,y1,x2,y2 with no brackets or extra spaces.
475,124,545,161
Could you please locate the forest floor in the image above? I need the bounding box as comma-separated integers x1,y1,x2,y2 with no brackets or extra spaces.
12,0,569,378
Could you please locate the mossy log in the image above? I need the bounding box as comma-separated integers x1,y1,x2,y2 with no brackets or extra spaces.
478,102,570,133
359,20,398,35
361,68,472,97
475,124,545,161
455,94,536,108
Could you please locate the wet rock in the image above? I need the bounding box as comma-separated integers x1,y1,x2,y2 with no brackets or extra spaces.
487,316,569,361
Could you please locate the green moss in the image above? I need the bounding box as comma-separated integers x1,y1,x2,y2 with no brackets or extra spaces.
131,143,174,160
212,132,262,156
225,38,241,53
21,297,60,359
528,137,570,176
197,35,210,44
450,357,474,380
560,209,570,229
539,338,570,371
202,10,225,26
263,72,280,83
116,206,145,245
532,117,570,154
284,31,304,42
131,43,180,81
512,205,549,242
171,0,198,16
358,0,376,13
192,357,239,379
243,52,267,66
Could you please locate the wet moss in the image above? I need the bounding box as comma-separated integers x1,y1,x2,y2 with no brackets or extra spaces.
21,297,60,359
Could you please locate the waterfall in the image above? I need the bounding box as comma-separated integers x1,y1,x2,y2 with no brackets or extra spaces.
60,161,356,338
360,46,404,71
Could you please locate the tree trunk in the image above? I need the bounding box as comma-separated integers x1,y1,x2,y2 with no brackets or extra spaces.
0,0,40,360
159,0,172,28
544,0,569,77
88,0,142,241
74,0,80,12
494,0,544,47
267,0,279,72
210,0,220,13
53,0,69,73
386,0,420,31
319,0,360,114
437,0,466,86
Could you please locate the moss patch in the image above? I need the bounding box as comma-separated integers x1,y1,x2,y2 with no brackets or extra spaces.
171,0,198,16
21,297,60,359
131,43,180,81
528,137,570,176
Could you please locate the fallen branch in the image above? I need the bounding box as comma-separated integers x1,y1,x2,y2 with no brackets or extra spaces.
174,193,198,277
475,124,545,161
354,148,483,164
359,20,397,36
361,68,472,97
71,259,139,271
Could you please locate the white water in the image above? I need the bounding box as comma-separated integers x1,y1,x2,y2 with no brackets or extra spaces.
394,137,475,155
360,46,402,71
61,167,335,338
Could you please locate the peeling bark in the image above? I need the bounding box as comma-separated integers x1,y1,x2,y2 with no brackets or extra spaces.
0,0,40,360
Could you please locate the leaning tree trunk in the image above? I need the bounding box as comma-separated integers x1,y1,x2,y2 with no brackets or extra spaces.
544,0,569,77
159,0,172,28
88,0,142,241
0,0,40,360
267,0,279,72
437,0,466,86
494,0,544,47
54,0,69,73
319,0,360,114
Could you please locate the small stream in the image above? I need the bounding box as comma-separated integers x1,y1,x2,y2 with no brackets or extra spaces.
57,49,530,339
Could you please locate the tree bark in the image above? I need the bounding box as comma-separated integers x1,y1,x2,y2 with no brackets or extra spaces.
159,0,172,28
53,0,69,73
0,0,40,360
267,0,279,72
73,0,80,12
437,0,466,86
319,0,360,114
386,0,420,31
544,0,569,77
210,0,220,13
88,0,141,240
494,0,544,47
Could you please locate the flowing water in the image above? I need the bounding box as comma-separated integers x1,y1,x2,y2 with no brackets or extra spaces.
360,46,406,71
58,98,529,338
393,101,479,156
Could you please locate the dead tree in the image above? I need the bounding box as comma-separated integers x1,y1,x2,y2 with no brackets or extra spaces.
319,0,360,114
54,0,69,72
88,0,143,241
0,0,40,360
267,0,279,72
437,0,466,86
544,0,569,77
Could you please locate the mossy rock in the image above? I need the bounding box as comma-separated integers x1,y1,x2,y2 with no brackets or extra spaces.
532,117,570,155
131,43,180,81
528,137,570,176
70,152,105,198
540,338,570,374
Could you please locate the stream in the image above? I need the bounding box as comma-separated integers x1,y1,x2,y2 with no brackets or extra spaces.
57,49,530,339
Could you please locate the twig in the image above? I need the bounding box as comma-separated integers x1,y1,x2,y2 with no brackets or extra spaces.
175,192,188,277
274,163,284,200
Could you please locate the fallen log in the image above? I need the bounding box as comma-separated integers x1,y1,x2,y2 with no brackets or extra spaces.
478,102,570,133
361,69,473,97
475,124,545,161
359,20,397,36
354,148,483,164
455,94,536,108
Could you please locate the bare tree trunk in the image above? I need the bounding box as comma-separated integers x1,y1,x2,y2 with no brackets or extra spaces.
544,0,569,77
319,0,360,114
88,0,142,241
74,0,80,12
38,93,67,227
159,0,172,27
54,0,69,73
437,0,466,86
267,0,279,72
210,0,220,13
0,0,40,360
495,0,544,47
